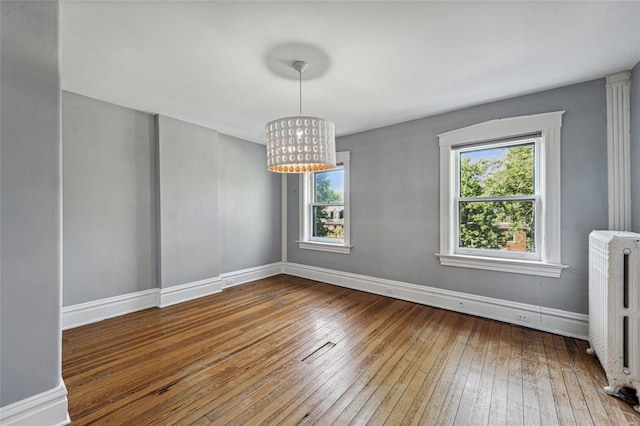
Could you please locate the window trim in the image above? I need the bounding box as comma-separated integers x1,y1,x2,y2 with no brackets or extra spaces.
436,111,568,277
298,151,351,254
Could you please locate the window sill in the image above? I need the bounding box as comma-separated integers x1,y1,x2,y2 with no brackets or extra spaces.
435,253,568,278
297,240,352,254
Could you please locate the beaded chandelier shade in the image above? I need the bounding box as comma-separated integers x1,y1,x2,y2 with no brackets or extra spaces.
266,61,336,173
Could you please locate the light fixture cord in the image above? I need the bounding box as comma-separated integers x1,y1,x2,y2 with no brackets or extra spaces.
299,68,302,116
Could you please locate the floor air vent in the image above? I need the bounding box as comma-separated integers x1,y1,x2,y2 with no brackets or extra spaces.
302,342,336,364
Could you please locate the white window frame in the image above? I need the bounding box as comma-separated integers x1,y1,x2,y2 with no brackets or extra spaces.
298,151,352,254
436,112,568,277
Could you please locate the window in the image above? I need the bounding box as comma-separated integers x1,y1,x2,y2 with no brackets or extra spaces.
298,151,351,254
457,139,538,259
437,112,567,277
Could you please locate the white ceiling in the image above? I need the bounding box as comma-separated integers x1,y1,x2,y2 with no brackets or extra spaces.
61,1,640,144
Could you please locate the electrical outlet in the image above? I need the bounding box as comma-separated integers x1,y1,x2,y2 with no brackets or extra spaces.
516,314,529,322
385,288,393,295
226,279,234,287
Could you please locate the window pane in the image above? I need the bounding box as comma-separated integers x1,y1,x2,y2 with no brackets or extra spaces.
459,143,534,197
312,205,344,239
314,169,344,203
459,200,535,253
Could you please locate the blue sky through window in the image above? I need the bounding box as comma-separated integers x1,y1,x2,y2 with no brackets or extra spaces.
319,169,344,193
462,147,507,164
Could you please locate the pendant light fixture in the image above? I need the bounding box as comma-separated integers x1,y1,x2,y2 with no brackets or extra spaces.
265,60,336,173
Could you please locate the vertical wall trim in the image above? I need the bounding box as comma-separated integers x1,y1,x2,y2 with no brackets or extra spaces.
606,71,632,231
543,125,563,264
56,1,65,395
153,115,163,287
281,174,287,263
439,143,452,256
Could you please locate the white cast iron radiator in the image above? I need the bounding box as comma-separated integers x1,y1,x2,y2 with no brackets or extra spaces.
587,230,640,413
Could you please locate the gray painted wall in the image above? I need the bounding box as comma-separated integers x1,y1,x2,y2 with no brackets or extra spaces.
219,133,281,273
632,61,640,233
63,92,157,305
0,1,62,406
157,115,220,288
62,96,282,304
288,79,608,315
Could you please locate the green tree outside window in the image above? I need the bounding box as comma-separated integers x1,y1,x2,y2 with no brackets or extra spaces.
459,144,535,252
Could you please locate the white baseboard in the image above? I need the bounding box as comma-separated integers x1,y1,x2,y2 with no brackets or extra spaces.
158,277,222,308
62,262,588,339
220,262,283,289
283,262,588,340
62,289,158,330
0,383,70,426
63,263,285,329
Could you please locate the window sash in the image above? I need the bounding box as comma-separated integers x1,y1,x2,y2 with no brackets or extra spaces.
456,195,536,203
310,204,344,242
455,199,539,259
311,236,344,244
311,202,345,207
453,137,541,260
455,135,540,151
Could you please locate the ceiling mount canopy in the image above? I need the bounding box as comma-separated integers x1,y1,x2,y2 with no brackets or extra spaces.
265,60,336,173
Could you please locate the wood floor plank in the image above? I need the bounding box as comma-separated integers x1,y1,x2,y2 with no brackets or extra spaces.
340,307,443,426
552,334,593,425
487,323,512,426
326,326,423,425
521,328,542,426
196,298,396,424
260,306,438,426
531,329,559,424
64,278,314,390
468,320,502,425
542,333,576,426
68,283,340,421
191,297,398,424
429,318,491,424
68,281,351,423
63,275,300,366
79,284,382,425
395,315,476,426
62,275,640,425
188,417,211,426
505,325,525,426
218,302,424,425
285,308,447,426
451,318,493,425
364,310,454,425
296,303,433,424
563,337,612,425
575,339,633,425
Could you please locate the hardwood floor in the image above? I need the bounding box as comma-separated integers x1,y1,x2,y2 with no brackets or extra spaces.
63,274,640,425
